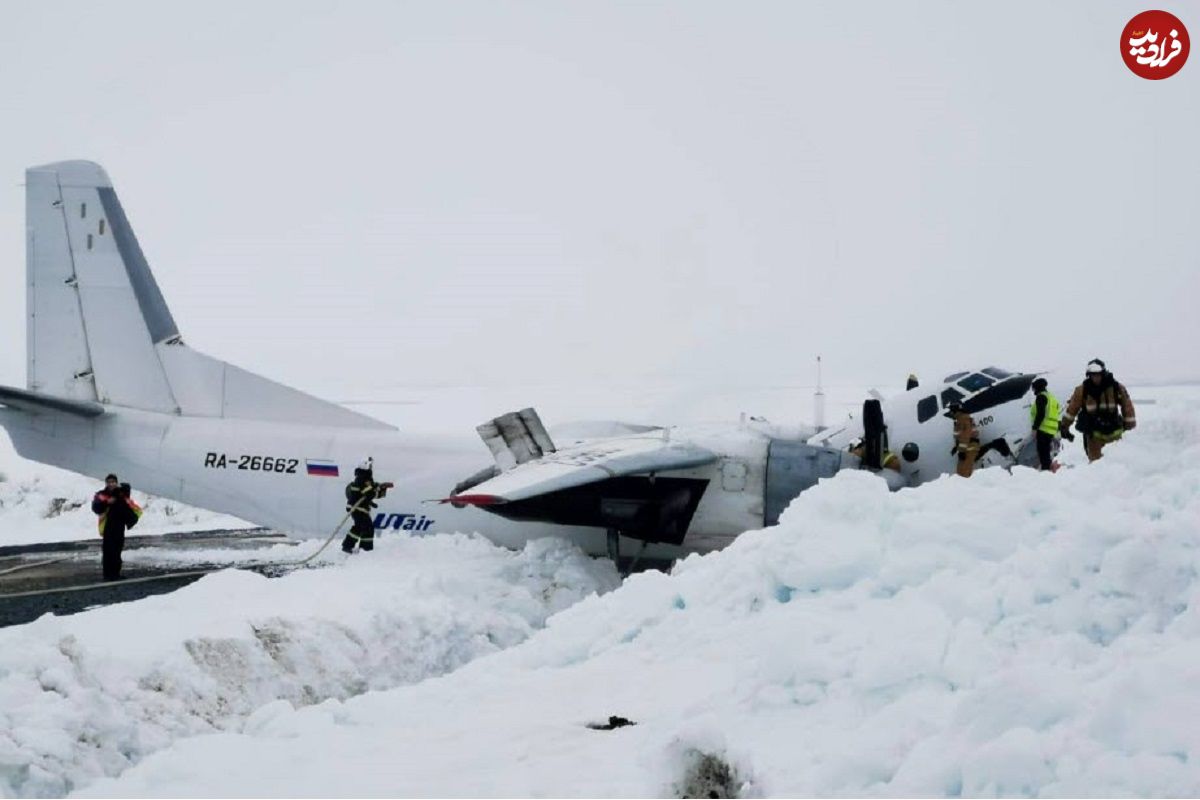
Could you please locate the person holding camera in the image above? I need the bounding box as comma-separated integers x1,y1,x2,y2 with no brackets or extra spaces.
91,473,143,581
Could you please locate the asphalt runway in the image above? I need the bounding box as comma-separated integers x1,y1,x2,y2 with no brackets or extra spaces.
0,528,291,627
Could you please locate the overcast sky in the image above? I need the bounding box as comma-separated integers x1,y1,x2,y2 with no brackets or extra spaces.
1,1,1196,401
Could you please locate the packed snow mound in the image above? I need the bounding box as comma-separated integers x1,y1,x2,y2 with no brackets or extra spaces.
85,395,1200,797
0,535,619,797
0,437,253,546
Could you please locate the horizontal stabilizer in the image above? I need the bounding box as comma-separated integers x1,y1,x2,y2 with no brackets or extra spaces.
0,384,105,418
447,434,716,505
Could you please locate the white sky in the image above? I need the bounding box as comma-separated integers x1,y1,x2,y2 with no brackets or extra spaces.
1,1,1197,400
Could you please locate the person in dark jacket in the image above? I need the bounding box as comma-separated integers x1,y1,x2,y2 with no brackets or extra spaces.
342,458,394,553
1061,359,1136,462
1028,377,1062,471
91,474,142,580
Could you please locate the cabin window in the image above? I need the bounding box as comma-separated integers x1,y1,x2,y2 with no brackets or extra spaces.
917,395,938,423
80,202,87,219
957,373,994,392
86,233,93,250
98,219,106,235
941,387,964,408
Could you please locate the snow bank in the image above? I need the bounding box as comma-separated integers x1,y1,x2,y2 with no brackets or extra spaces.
0,437,253,547
81,393,1200,797
0,535,619,796
119,540,318,568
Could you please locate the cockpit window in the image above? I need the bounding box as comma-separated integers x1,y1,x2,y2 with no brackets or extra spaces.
941,387,964,408
917,395,938,423
961,373,1035,414
982,367,1013,380
957,373,995,392
943,371,969,383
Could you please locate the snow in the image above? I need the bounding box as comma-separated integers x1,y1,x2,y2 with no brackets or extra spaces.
118,540,318,568
0,535,618,796
1,385,1197,797
0,438,254,547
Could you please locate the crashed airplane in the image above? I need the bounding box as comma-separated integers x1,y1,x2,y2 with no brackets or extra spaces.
0,162,1069,565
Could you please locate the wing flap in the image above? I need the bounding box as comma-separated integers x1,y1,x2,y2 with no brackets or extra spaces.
447,435,716,505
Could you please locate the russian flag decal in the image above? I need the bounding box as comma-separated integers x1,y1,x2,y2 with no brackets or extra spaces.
306,459,339,477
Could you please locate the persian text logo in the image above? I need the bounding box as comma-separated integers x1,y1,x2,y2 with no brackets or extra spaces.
1122,10,1189,79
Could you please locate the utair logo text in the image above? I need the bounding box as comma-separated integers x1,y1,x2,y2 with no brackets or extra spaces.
373,512,434,532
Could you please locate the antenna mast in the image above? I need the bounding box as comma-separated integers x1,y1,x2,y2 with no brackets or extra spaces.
813,355,826,430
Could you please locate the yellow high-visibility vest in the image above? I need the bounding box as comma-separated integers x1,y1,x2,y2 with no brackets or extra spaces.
1030,390,1061,435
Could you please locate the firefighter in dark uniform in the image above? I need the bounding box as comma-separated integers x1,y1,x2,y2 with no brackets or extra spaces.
1028,377,1061,471
342,458,394,553
91,473,142,580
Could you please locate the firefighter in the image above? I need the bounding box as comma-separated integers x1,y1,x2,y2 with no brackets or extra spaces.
848,438,901,472
1028,377,1061,471
91,473,142,581
1061,359,1136,462
947,403,980,477
341,458,394,553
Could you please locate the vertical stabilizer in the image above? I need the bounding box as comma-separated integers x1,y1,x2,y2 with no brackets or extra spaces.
24,160,392,430
27,161,179,412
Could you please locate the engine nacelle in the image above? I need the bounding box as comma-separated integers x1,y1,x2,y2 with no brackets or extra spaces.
763,440,847,526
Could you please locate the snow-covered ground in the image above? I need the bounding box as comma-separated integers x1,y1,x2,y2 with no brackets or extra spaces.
1,383,1196,797
0,536,619,796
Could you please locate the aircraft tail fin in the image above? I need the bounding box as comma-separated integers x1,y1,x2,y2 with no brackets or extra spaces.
25,161,392,430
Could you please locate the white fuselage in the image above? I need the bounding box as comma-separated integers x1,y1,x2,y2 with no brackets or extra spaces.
0,405,761,559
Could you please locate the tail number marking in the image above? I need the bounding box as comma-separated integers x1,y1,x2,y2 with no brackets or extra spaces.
204,452,299,473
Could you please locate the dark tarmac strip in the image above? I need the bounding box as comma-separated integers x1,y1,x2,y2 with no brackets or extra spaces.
0,528,289,627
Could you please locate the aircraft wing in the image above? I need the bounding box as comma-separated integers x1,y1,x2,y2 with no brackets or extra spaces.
0,384,106,418
447,435,717,505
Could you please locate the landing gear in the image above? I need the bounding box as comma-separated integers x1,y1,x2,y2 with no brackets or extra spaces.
606,528,620,568
606,529,651,577
626,540,649,574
